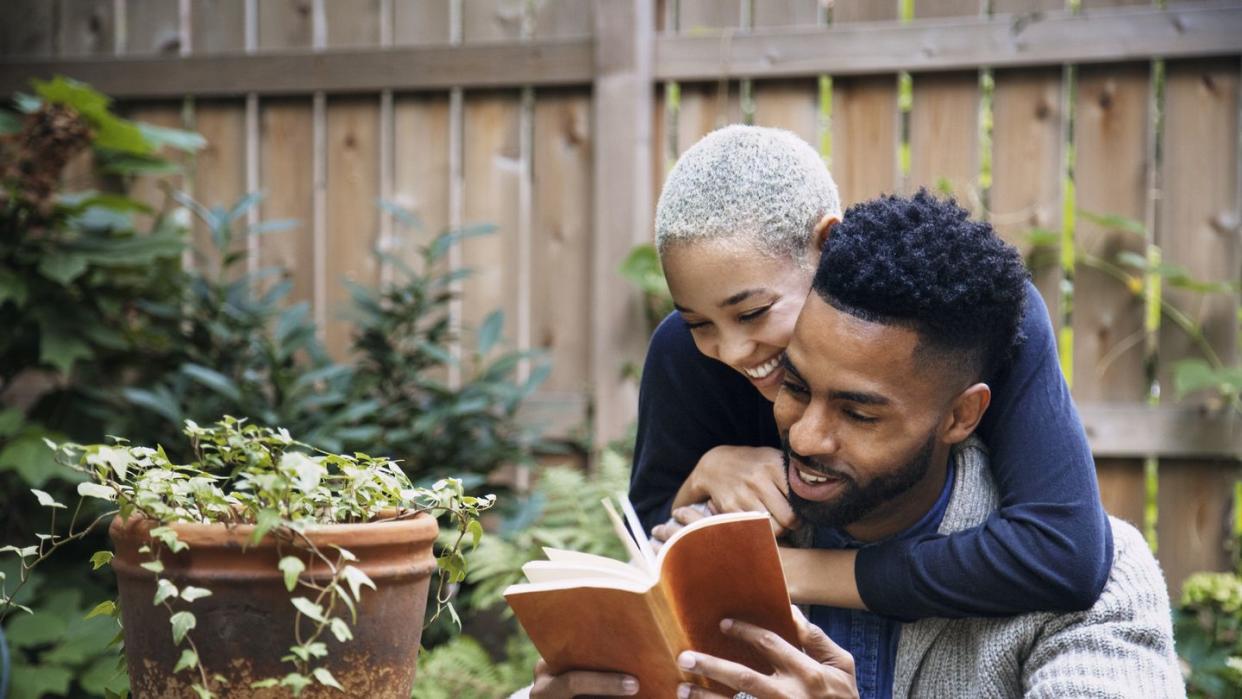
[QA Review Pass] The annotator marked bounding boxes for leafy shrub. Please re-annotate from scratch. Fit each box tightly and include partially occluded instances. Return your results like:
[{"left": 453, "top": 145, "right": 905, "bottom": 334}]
[{"left": 1178, "top": 571, "right": 1242, "bottom": 698}]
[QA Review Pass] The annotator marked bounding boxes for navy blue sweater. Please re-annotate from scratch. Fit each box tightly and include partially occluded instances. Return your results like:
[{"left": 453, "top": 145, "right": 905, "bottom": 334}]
[{"left": 628, "top": 282, "right": 1113, "bottom": 620}]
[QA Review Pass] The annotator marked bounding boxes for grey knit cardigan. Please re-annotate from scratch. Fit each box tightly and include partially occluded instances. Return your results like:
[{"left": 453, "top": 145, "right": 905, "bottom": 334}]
[{"left": 893, "top": 437, "right": 1185, "bottom": 698}]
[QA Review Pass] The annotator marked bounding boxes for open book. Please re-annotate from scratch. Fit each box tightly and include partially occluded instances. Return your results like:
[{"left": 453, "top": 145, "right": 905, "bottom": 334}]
[{"left": 503, "top": 497, "right": 798, "bottom": 697}]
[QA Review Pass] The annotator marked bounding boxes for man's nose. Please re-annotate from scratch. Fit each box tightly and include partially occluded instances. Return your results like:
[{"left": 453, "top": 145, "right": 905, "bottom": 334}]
[{"left": 788, "top": 403, "right": 838, "bottom": 458}]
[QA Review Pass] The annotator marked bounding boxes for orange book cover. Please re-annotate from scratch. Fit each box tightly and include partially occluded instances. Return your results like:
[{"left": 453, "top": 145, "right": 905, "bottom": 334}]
[{"left": 504, "top": 510, "right": 798, "bottom": 698}]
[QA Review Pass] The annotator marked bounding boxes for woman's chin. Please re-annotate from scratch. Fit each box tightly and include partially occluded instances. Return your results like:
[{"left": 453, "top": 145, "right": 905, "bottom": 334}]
[{"left": 746, "top": 367, "right": 785, "bottom": 402}]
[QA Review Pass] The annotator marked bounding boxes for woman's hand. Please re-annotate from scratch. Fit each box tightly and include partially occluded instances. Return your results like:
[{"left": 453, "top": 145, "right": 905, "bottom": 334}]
[
  {"left": 651, "top": 504, "right": 712, "bottom": 552},
  {"left": 672, "top": 445, "right": 798, "bottom": 536},
  {"left": 675, "top": 607, "right": 859, "bottom": 699},
  {"left": 529, "top": 658, "right": 638, "bottom": 698}
]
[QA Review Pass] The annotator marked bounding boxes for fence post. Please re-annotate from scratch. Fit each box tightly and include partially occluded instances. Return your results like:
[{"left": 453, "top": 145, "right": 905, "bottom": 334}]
[{"left": 592, "top": 0, "right": 654, "bottom": 450}]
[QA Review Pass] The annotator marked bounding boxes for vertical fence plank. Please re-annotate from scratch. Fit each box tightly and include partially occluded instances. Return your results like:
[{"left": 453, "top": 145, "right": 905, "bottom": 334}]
[
  {"left": 57, "top": 0, "right": 115, "bottom": 57},
  {"left": 257, "top": 2, "right": 315, "bottom": 311},
  {"left": 125, "top": 0, "right": 183, "bottom": 54},
  {"left": 394, "top": 0, "right": 451, "bottom": 43},
  {"left": 0, "top": 1, "right": 54, "bottom": 57},
  {"left": 750, "top": 3, "right": 818, "bottom": 148},
  {"left": 532, "top": 92, "right": 593, "bottom": 401},
  {"left": 675, "top": 0, "right": 742, "bottom": 154},
  {"left": 1073, "top": 60, "right": 1151, "bottom": 530},
  {"left": 592, "top": 0, "right": 653, "bottom": 445},
  {"left": 1155, "top": 57, "right": 1241, "bottom": 596},
  {"left": 831, "top": 0, "right": 898, "bottom": 205},
  {"left": 320, "top": 1, "right": 383, "bottom": 358},
  {"left": 907, "top": 0, "right": 982, "bottom": 206},
  {"left": 191, "top": 0, "right": 245, "bottom": 52},
  {"left": 123, "top": 5, "right": 186, "bottom": 229}
]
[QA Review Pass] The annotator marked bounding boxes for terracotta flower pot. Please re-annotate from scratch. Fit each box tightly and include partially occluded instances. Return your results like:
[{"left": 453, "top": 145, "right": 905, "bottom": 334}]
[{"left": 109, "top": 512, "right": 438, "bottom": 698}]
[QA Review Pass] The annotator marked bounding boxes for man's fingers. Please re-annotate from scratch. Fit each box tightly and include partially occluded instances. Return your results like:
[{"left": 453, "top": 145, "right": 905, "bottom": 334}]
[
  {"left": 675, "top": 683, "right": 732, "bottom": 699},
  {"left": 678, "top": 650, "right": 774, "bottom": 698},
  {"left": 561, "top": 671, "right": 639, "bottom": 696},
  {"left": 716, "top": 618, "right": 807, "bottom": 672},
  {"left": 792, "top": 608, "right": 854, "bottom": 673}
]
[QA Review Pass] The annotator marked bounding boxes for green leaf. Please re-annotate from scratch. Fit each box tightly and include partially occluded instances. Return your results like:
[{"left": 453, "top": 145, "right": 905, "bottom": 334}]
[
  {"left": 251, "top": 508, "right": 281, "bottom": 546},
  {"left": 477, "top": 310, "right": 504, "bottom": 356},
  {"left": 174, "top": 648, "right": 199, "bottom": 673},
  {"left": 191, "top": 683, "right": 215, "bottom": 699},
  {"left": 170, "top": 610, "right": 196, "bottom": 644},
  {"left": 154, "top": 578, "right": 179, "bottom": 605},
  {"left": 250, "top": 679, "right": 281, "bottom": 689},
  {"left": 180, "top": 363, "right": 243, "bottom": 403},
  {"left": 181, "top": 586, "right": 212, "bottom": 602},
  {"left": 40, "top": 326, "right": 93, "bottom": 375},
  {"left": 7, "top": 662, "right": 73, "bottom": 698},
  {"left": 31, "top": 488, "right": 67, "bottom": 509},
  {"left": 7, "top": 606, "right": 70, "bottom": 647},
  {"left": 0, "top": 408, "right": 23, "bottom": 438},
  {"left": 312, "top": 667, "right": 344, "bottom": 691},
  {"left": 281, "top": 673, "right": 314, "bottom": 696},
  {"left": 0, "top": 108, "right": 21, "bottom": 134},
  {"left": 85, "top": 600, "right": 117, "bottom": 619},
  {"left": 140, "top": 560, "right": 165, "bottom": 574},
  {"left": 38, "top": 253, "right": 90, "bottom": 285},
  {"left": 328, "top": 617, "right": 353, "bottom": 643},
  {"left": 90, "top": 550, "right": 115, "bottom": 570},
  {"left": 0, "top": 270, "right": 28, "bottom": 307},
  {"left": 279, "top": 556, "right": 305, "bottom": 592},
  {"left": 78, "top": 481, "right": 116, "bottom": 501},
  {"left": 1174, "top": 359, "right": 1221, "bottom": 399},
  {"left": 290, "top": 596, "right": 327, "bottom": 623},
  {"left": 137, "top": 121, "right": 206, "bottom": 152},
  {"left": 0, "top": 430, "right": 60, "bottom": 487},
  {"left": 467, "top": 519, "right": 484, "bottom": 549},
  {"left": 340, "top": 566, "right": 376, "bottom": 602}
]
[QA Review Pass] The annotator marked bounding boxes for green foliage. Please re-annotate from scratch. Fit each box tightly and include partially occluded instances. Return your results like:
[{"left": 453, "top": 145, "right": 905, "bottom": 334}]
[
  {"left": 412, "top": 634, "right": 541, "bottom": 699},
  {"left": 347, "top": 211, "right": 549, "bottom": 482},
  {"left": 1178, "top": 572, "right": 1242, "bottom": 698},
  {"left": 619, "top": 243, "right": 674, "bottom": 332},
  {"left": 3, "top": 417, "right": 495, "bottom": 697}
]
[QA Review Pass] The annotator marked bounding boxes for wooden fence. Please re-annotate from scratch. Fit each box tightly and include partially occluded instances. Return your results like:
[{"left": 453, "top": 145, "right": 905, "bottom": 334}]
[{"left": 1, "top": 0, "right": 1240, "bottom": 596}]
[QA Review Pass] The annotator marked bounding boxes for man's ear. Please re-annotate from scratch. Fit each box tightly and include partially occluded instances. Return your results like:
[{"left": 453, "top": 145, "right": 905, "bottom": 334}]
[
  {"left": 810, "top": 215, "right": 838, "bottom": 254},
  {"left": 939, "top": 383, "right": 991, "bottom": 445}
]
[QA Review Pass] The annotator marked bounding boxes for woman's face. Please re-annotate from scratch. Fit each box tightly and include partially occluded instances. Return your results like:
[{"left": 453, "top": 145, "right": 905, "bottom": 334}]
[{"left": 662, "top": 240, "right": 817, "bottom": 402}]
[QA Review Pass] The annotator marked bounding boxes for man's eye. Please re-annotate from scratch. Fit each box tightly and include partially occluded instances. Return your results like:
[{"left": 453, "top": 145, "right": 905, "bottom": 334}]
[
  {"left": 845, "top": 410, "right": 877, "bottom": 423},
  {"left": 781, "top": 380, "right": 809, "bottom": 397}
]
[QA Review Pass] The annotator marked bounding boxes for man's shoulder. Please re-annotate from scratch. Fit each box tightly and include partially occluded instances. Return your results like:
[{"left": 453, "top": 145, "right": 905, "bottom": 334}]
[{"left": 1091, "top": 516, "right": 1171, "bottom": 620}]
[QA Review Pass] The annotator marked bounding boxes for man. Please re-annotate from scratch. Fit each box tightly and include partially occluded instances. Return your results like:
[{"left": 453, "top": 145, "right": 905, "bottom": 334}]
[{"left": 671, "top": 191, "right": 1183, "bottom": 698}]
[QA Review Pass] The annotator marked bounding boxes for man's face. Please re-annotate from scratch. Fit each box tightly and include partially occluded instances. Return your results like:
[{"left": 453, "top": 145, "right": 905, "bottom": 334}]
[{"left": 773, "top": 294, "right": 963, "bottom": 539}]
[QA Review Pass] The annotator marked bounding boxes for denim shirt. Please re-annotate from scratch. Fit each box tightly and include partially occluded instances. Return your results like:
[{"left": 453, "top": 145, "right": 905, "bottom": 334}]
[{"left": 809, "top": 466, "right": 956, "bottom": 699}]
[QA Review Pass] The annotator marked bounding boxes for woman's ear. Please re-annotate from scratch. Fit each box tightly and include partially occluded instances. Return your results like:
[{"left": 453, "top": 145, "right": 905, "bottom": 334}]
[{"left": 811, "top": 215, "right": 839, "bottom": 253}]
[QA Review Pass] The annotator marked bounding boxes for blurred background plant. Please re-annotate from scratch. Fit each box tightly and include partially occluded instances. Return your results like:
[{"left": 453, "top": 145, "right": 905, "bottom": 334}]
[{"left": 0, "top": 77, "right": 559, "bottom": 698}]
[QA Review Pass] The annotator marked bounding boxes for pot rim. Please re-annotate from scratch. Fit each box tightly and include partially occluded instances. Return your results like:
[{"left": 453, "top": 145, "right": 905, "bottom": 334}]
[{"left": 109, "top": 507, "right": 439, "bottom": 549}]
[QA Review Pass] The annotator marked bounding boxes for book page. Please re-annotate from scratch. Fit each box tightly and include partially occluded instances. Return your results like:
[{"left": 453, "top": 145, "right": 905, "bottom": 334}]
[
  {"left": 657, "top": 513, "right": 799, "bottom": 682},
  {"left": 521, "top": 560, "right": 649, "bottom": 585}
]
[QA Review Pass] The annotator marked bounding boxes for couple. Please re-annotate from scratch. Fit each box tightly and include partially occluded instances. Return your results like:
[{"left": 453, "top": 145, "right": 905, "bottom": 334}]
[{"left": 526, "top": 126, "right": 1183, "bottom": 697}]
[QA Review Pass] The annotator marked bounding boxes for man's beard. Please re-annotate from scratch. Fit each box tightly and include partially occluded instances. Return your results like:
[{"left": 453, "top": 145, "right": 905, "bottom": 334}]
[{"left": 783, "top": 433, "right": 936, "bottom": 530}]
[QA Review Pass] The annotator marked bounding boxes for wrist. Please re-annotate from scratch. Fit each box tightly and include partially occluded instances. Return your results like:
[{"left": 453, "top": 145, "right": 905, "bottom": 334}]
[{"left": 779, "top": 548, "right": 864, "bottom": 609}]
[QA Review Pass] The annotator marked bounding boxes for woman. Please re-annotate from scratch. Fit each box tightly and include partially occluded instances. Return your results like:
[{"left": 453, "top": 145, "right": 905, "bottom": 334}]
[{"left": 528, "top": 125, "right": 1111, "bottom": 697}]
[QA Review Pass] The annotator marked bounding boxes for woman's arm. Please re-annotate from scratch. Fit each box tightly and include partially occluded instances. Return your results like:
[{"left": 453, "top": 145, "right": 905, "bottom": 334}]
[
  {"left": 854, "top": 281, "right": 1113, "bottom": 620},
  {"left": 629, "top": 313, "right": 777, "bottom": 534}
]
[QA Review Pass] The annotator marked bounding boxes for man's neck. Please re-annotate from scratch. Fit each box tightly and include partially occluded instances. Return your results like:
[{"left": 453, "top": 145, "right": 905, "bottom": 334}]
[{"left": 844, "top": 445, "right": 952, "bottom": 544}]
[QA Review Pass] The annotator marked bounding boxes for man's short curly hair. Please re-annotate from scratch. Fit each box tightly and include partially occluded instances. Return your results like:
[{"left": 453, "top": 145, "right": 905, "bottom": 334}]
[
  {"left": 655, "top": 125, "right": 841, "bottom": 266},
  {"left": 813, "top": 190, "right": 1029, "bottom": 382}
]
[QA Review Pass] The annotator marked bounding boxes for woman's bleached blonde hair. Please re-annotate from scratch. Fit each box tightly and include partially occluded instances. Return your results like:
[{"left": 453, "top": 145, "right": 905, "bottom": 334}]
[{"left": 654, "top": 124, "right": 842, "bottom": 267}]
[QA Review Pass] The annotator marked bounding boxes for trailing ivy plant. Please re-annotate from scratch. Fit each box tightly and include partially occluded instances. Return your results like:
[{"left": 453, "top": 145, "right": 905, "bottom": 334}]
[{"left": 0, "top": 417, "right": 494, "bottom": 698}]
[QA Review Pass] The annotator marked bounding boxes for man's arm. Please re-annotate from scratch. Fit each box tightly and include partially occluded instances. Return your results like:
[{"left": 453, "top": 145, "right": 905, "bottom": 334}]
[{"left": 1021, "top": 520, "right": 1184, "bottom": 698}]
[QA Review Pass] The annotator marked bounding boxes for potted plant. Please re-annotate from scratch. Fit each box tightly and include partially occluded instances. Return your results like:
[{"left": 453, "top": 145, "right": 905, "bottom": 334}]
[{"left": 0, "top": 416, "right": 493, "bottom": 698}]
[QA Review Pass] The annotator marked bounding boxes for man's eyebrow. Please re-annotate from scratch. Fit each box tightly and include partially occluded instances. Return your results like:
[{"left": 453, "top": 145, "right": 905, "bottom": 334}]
[
  {"left": 828, "top": 390, "right": 890, "bottom": 406},
  {"left": 720, "top": 288, "right": 765, "bottom": 308}
]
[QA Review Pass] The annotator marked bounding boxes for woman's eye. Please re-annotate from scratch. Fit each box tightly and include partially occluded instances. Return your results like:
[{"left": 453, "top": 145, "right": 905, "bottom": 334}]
[
  {"left": 739, "top": 305, "right": 772, "bottom": 323},
  {"left": 684, "top": 319, "right": 710, "bottom": 331}
]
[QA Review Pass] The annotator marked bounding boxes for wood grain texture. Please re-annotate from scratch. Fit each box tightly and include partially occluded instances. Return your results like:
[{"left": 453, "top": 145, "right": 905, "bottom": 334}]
[
  {"left": 675, "top": 0, "right": 742, "bottom": 173},
  {"left": 0, "top": 0, "right": 53, "bottom": 57},
  {"left": 324, "top": 97, "right": 381, "bottom": 357},
  {"left": 990, "top": 66, "right": 1065, "bottom": 320},
  {"left": 190, "top": 101, "right": 248, "bottom": 275},
  {"left": 830, "top": 0, "right": 898, "bottom": 205},
  {"left": 393, "top": 94, "right": 451, "bottom": 262},
  {"left": 532, "top": 0, "right": 594, "bottom": 39},
  {"left": 1096, "top": 461, "right": 1146, "bottom": 530},
  {"left": 532, "top": 91, "right": 593, "bottom": 394},
  {"left": 259, "top": 99, "right": 316, "bottom": 310},
  {"left": 1073, "top": 62, "right": 1150, "bottom": 403},
  {"left": 753, "top": 0, "right": 820, "bottom": 28},
  {"left": 125, "top": 0, "right": 184, "bottom": 55},
  {"left": 1154, "top": 58, "right": 1240, "bottom": 595},
  {"left": 57, "top": 0, "right": 115, "bottom": 57},
  {"left": 1157, "top": 58, "right": 1239, "bottom": 398},
  {"left": 753, "top": 80, "right": 818, "bottom": 147},
  {"left": 461, "top": 93, "right": 522, "bottom": 365},
  {"left": 258, "top": 0, "right": 315, "bottom": 49},
  {"left": 393, "top": 0, "right": 452, "bottom": 44},
  {"left": 191, "top": 0, "right": 246, "bottom": 53},
  {"left": 325, "top": 0, "right": 383, "bottom": 47},
  {"left": 462, "top": 0, "right": 526, "bottom": 41}
]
